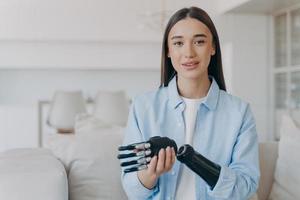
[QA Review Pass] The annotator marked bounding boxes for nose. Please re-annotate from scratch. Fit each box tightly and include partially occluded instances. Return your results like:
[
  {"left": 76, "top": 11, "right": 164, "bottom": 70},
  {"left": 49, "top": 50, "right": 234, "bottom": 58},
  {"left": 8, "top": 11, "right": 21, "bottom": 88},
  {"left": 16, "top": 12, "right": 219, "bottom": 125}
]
[{"left": 183, "top": 43, "right": 196, "bottom": 58}]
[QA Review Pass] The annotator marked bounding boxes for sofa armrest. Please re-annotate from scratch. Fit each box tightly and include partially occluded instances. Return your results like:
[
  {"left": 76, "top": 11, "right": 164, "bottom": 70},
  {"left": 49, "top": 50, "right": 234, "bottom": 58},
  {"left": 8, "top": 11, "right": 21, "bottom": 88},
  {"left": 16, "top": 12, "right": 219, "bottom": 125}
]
[
  {"left": 257, "top": 142, "right": 278, "bottom": 200},
  {"left": 0, "top": 148, "right": 68, "bottom": 200}
]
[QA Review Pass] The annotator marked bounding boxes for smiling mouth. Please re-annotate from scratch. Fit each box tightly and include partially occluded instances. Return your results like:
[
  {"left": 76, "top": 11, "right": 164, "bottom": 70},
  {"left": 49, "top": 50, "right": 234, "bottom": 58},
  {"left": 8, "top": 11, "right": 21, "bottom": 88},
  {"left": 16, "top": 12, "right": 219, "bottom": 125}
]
[{"left": 181, "top": 62, "right": 199, "bottom": 69}]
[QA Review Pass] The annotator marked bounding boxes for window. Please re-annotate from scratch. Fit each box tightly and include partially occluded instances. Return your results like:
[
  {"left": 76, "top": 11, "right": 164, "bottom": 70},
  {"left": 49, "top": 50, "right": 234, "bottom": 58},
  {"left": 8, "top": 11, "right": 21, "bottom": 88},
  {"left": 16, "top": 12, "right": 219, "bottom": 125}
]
[{"left": 273, "top": 5, "right": 300, "bottom": 139}]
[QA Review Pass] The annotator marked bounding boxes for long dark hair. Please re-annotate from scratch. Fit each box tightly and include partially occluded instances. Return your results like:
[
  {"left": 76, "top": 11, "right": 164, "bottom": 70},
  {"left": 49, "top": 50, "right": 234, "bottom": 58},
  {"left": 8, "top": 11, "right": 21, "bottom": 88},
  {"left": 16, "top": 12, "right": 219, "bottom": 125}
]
[{"left": 160, "top": 7, "right": 226, "bottom": 91}]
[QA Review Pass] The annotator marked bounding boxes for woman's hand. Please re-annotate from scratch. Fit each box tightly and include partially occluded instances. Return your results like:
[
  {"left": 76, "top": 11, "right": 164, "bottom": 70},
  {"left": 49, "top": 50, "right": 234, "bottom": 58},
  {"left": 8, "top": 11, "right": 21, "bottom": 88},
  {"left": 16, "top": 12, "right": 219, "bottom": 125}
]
[{"left": 137, "top": 146, "right": 176, "bottom": 189}]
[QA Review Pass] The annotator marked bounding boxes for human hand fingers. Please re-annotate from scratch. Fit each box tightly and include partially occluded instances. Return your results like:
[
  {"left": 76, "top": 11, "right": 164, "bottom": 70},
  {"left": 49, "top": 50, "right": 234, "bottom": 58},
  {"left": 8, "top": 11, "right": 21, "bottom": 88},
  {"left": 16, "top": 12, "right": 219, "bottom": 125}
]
[
  {"left": 171, "top": 147, "right": 176, "bottom": 164},
  {"left": 147, "top": 155, "right": 158, "bottom": 175},
  {"left": 164, "top": 147, "right": 173, "bottom": 171},
  {"left": 156, "top": 148, "right": 166, "bottom": 174},
  {"left": 137, "top": 156, "right": 158, "bottom": 189}
]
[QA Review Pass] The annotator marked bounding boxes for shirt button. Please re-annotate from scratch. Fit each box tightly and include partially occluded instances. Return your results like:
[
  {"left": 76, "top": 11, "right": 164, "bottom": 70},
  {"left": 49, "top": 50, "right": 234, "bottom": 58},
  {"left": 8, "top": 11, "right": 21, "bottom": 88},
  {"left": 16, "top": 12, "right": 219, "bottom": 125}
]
[
  {"left": 171, "top": 170, "right": 175, "bottom": 175},
  {"left": 177, "top": 122, "right": 181, "bottom": 126}
]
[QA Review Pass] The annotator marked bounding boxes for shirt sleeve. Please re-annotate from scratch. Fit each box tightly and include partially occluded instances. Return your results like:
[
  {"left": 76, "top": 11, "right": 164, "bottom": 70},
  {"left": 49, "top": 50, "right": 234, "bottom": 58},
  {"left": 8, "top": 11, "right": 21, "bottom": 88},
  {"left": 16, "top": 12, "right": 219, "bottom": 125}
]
[
  {"left": 207, "top": 104, "right": 260, "bottom": 200},
  {"left": 121, "top": 98, "right": 159, "bottom": 200}
]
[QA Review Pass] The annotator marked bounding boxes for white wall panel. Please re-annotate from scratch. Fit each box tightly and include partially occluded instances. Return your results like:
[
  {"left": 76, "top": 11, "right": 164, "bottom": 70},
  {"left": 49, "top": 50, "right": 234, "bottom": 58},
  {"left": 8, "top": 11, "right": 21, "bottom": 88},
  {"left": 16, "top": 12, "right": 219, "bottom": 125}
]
[
  {"left": 0, "top": 0, "right": 219, "bottom": 41},
  {"left": 216, "top": 14, "right": 270, "bottom": 141},
  {"left": 0, "top": 41, "right": 161, "bottom": 69}
]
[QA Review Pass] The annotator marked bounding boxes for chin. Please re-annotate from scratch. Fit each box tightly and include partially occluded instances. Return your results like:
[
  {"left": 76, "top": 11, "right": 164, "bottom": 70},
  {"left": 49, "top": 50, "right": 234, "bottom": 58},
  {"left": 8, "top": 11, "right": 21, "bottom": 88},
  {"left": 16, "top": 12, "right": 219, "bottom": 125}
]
[
  {"left": 179, "top": 74, "right": 203, "bottom": 81},
  {"left": 179, "top": 70, "right": 206, "bottom": 80}
]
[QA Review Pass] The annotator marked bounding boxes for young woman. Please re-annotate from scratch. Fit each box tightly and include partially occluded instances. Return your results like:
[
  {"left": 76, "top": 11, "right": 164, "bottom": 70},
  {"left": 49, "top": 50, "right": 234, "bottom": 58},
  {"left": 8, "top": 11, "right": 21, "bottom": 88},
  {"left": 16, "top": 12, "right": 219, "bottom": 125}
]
[{"left": 121, "top": 7, "right": 260, "bottom": 200}]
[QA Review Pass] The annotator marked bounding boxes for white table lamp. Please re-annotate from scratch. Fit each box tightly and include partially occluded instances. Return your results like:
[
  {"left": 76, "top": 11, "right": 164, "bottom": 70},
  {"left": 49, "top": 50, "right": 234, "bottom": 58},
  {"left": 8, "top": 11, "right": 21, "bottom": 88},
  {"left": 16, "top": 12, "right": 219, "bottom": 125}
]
[{"left": 47, "top": 91, "right": 87, "bottom": 133}]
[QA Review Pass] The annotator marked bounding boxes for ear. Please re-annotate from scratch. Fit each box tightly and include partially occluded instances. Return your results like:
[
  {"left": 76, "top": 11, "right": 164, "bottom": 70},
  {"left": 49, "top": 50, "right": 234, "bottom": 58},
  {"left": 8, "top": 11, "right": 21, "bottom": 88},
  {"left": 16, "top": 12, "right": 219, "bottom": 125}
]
[
  {"left": 211, "top": 49, "right": 215, "bottom": 56},
  {"left": 211, "top": 42, "right": 216, "bottom": 56}
]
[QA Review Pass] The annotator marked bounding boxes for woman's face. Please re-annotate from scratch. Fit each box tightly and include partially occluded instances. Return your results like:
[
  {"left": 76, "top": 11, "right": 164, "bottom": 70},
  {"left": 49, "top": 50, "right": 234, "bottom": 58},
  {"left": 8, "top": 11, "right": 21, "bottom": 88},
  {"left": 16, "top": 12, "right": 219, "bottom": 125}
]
[{"left": 167, "top": 17, "right": 215, "bottom": 81}]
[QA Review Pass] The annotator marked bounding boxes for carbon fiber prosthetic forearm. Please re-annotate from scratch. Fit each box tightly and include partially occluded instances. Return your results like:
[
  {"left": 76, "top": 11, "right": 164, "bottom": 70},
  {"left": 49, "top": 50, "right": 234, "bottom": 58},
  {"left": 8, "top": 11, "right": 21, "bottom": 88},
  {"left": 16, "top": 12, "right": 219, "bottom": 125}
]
[{"left": 118, "top": 136, "right": 220, "bottom": 189}]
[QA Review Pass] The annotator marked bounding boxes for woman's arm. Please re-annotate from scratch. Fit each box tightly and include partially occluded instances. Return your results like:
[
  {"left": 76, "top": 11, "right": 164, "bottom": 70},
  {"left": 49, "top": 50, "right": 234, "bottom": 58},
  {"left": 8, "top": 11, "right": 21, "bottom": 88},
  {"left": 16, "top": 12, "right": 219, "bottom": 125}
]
[
  {"left": 121, "top": 99, "right": 156, "bottom": 200},
  {"left": 121, "top": 99, "right": 175, "bottom": 200},
  {"left": 207, "top": 105, "right": 260, "bottom": 200}
]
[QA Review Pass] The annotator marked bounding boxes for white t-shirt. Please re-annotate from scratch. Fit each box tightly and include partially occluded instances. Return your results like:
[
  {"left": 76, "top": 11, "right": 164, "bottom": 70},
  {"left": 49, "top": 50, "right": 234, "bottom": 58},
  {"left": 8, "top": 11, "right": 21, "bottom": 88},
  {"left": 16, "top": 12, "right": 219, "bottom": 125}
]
[{"left": 175, "top": 96, "right": 204, "bottom": 200}]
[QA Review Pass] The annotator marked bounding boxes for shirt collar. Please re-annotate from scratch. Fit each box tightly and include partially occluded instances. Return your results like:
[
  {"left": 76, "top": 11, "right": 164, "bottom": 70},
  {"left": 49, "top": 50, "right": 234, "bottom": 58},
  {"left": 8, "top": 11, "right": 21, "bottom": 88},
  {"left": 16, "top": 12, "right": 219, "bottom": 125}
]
[
  {"left": 167, "top": 76, "right": 183, "bottom": 109},
  {"left": 167, "top": 75, "right": 220, "bottom": 110}
]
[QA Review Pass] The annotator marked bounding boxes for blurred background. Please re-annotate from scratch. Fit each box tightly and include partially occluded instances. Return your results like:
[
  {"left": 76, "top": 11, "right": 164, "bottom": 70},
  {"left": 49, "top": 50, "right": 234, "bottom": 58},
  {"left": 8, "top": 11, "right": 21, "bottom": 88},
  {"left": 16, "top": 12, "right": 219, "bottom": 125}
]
[{"left": 0, "top": 0, "right": 299, "bottom": 151}]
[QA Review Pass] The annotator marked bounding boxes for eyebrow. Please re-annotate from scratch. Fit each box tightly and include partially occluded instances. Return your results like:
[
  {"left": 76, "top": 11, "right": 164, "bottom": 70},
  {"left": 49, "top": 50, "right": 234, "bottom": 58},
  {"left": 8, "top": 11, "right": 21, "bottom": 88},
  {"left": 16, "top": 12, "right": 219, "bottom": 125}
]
[{"left": 170, "top": 34, "right": 207, "bottom": 40}]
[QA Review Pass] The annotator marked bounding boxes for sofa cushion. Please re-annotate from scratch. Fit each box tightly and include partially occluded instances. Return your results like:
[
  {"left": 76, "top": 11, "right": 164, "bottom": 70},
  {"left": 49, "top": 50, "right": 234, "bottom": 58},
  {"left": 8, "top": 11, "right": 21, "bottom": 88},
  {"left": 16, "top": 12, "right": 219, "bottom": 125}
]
[
  {"left": 269, "top": 114, "right": 300, "bottom": 200},
  {"left": 68, "top": 126, "right": 127, "bottom": 200},
  {"left": 45, "top": 134, "right": 75, "bottom": 170},
  {"left": 74, "top": 113, "right": 112, "bottom": 133},
  {"left": 257, "top": 142, "right": 278, "bottom": 200}
]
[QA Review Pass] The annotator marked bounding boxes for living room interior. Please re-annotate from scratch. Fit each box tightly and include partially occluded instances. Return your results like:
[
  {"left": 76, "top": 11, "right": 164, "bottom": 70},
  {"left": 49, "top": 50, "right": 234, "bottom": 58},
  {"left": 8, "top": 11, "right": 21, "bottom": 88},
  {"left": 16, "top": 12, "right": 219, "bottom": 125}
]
[{"left": 0, "top": 0, "right": 299, "bottom": 200}]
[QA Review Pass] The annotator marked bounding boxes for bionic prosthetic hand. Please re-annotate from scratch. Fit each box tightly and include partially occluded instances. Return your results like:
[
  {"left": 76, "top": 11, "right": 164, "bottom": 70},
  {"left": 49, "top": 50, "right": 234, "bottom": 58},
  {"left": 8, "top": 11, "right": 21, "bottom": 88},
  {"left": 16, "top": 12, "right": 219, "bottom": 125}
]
[
  {"left": 118, "top": 136, "right": 178, "bottom": 173},
  {"left": 118, "top": 136, "right": 221, "bottom": 188}
]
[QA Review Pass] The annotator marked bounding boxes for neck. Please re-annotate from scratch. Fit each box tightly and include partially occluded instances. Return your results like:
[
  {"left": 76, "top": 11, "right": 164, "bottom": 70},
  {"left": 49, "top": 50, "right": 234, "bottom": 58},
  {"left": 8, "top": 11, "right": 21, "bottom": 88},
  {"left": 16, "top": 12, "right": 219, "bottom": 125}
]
[{"left": 177, "top": 75, "right": 211, "bottom": 99}]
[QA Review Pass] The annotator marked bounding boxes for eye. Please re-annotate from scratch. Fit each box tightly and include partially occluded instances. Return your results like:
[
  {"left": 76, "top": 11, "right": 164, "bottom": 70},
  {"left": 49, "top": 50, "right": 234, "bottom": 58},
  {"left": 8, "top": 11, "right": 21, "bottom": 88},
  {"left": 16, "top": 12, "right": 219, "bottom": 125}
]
[
  {"left": 194, "top": 40, "right": 205, "bottom": 45},
  {"left": 173, "top": 41, "right": 183, "bottom": 46}
]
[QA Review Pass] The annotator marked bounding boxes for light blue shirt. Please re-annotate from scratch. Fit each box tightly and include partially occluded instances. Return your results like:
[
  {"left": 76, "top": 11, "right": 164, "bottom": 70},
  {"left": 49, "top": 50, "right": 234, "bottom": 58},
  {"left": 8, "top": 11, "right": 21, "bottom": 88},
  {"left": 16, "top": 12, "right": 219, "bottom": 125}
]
[{"left": 121, "top": 76, "right": 260, "bottom": 200}]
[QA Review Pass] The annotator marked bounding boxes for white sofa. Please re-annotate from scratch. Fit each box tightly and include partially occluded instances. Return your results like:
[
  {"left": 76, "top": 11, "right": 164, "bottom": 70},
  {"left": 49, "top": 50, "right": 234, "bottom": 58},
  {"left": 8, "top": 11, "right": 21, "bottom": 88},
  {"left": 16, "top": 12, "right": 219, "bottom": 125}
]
[
  {"left": 0, "top": 148, "right": 68, "bottom": 200},
  {"left": 0, "top": 141, "right": 280, "bottom": 200},
  {"left": 257, "top": 142, "right": 278, "bottom": 200}
]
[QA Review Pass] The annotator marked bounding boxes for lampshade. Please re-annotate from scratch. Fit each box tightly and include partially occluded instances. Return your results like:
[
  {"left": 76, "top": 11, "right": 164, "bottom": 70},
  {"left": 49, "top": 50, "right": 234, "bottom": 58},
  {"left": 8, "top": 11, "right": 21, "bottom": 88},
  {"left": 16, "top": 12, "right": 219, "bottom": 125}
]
[
  {"left": 47, "top": 91, "right": 87, "bottom": 133},
  {"left": 93, "top": 90, "right": 130, "bottom": 127}
]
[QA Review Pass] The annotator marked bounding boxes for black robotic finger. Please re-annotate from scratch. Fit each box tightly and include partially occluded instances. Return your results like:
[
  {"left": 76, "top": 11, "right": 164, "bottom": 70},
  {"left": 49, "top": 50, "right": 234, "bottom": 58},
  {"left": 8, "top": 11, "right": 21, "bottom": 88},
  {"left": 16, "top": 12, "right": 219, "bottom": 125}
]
[
  {"left": 118, "top": 142, "right": 151, "bottom": 151},
  {"left": 124, "top": 164, "right": 148, "bottom": 173},
  {"left": 118, "top": 150, "right": 151, "bottom": 159},
  {"left": 121, "top": 157, "right": 151, "bottom": 167}
]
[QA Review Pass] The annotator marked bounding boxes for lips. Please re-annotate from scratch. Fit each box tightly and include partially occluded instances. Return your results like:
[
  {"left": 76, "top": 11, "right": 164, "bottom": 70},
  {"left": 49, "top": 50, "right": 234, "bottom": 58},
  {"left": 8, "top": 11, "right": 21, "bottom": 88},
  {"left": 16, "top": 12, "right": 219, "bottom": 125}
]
[{"left": 181, "top": 61, "right": 199, "bottom": 69}]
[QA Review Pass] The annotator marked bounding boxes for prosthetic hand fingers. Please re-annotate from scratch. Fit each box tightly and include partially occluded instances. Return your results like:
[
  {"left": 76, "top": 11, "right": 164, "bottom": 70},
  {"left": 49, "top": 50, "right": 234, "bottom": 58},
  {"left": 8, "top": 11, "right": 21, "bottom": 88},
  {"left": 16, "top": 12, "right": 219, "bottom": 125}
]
[
  {"left": 118, "top": 142, "right": 151, "bottom": 153},
  {"left": 120, "top": 156, "right": 151, "bottom": 167},
  {"left": 118, "top": 136, "right": 178, "bottom": 174},
  {"left": 118, "top": 142, "right": 152, "bottom": 173}
]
